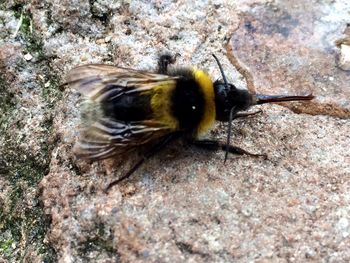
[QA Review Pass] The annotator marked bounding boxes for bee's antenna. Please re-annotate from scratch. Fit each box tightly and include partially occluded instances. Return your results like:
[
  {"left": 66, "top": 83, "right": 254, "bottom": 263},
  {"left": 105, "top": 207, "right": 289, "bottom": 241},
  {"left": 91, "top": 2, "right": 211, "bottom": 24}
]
[
  {"left": 225, "top": 106, "right": 237, "bottom": 163},
  {"left": 212, "top": 54, "right": 229, "bottom": 90},
  {"left": 212, "top": 54, "right": 235, "bottom": 163}
]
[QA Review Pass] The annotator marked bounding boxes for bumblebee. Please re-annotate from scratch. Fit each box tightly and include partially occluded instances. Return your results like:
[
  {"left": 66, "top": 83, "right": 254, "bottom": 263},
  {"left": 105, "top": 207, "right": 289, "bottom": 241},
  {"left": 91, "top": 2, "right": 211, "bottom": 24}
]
[{"left": 66, "top": 54, "right": 313, "bottom": 189}]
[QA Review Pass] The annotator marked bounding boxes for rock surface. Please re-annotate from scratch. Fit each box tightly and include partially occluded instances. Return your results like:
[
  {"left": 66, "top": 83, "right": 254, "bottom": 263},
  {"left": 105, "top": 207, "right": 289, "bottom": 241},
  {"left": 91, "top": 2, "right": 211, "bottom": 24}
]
[{"left": 1, "top": 0, "right": 349, "bottom": 262}]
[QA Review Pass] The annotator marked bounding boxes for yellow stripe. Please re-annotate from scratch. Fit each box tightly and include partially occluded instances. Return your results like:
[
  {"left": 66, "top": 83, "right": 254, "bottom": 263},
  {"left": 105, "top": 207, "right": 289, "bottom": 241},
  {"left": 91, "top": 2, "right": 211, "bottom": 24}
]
[
  {"left": 149, "top": 80, "right": 179, "bottom": 130},
  {"left": 192, "top": 69, "right": 216, "bottom": 136}
]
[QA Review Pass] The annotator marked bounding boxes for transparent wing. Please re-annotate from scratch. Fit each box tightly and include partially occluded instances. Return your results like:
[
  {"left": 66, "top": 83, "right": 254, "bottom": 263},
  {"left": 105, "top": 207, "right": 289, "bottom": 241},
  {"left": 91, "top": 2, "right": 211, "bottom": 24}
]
[
  {"left": 74, "top": 118, "right": 170, "bottom": 160},
  {"left": 66, "top": 64, "right": 177, "bottom": 101},
  {"left": 66, "top": 64, "right": 177, "bottom": 160}
]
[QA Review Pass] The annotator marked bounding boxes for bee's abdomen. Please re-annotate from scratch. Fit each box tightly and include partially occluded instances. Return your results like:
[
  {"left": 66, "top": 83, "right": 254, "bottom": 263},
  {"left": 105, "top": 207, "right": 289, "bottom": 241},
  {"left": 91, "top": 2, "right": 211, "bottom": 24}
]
[{"left": 102, "top": 91, "right": 152, "bottom": 121}]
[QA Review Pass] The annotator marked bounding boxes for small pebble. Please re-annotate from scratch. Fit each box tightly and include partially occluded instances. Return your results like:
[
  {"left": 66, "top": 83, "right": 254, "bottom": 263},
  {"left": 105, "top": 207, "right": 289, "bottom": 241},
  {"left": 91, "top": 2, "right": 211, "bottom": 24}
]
[
  {"left": 339, "top": 44, "right": 350, "bottom": 71},
  {"left": 24, "top": 53, "right": 33, "bottom": 61},
  {"left": 105, "top": 36, "right": 112, "bottom": 43}
]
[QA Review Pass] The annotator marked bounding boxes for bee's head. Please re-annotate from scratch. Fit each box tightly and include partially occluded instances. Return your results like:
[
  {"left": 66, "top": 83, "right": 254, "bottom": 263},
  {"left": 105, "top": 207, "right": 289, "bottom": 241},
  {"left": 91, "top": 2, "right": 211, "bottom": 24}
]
[
  {"left": 211, "top": 54, "right": 313, "bottom": 163},
  {"left": 213, "top": 80, "right": 253, "bottom": 122},
  {"left": 212, "top": 53, "right": 253, "bottom": 163},
  {"left": 211, "top": 54, "right": 313, "bottom": 123}
]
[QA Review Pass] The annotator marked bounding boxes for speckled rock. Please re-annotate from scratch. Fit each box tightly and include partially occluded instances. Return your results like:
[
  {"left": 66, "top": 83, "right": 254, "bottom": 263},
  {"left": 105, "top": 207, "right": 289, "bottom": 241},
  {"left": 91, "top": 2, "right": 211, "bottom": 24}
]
[{"left": 230, "top": 0, "right": 350, "bottom": 118}]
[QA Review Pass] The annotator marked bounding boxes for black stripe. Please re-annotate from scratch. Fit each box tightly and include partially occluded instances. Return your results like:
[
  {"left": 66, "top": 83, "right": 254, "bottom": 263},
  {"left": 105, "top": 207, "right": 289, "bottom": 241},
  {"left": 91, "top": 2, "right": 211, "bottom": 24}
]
[
  {"left": 101, "top": 85, "right": 153, "bottom": 121},
  {"left": 171, "top": 76, "right": 205, "bottom": 132}
]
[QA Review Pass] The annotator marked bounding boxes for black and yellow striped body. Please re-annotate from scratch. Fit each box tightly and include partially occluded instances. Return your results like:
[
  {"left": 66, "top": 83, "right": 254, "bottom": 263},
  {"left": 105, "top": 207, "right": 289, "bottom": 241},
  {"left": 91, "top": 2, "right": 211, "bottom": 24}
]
[
  {"left": 67, "top": 64, "right": 216, "bottom": 160},
  {"left": 101, "top": 67, "right": 216, "bottom": 137},
  {"left": 67, "top": 55, "right": 315, "bottom": 184}
]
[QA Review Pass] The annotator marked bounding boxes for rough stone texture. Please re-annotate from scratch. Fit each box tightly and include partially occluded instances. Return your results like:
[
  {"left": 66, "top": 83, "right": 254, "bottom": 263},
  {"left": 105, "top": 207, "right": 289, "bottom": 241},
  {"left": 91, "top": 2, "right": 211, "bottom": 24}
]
[
  {"left": 229, "top": 0, "right": 350, "bottom": 118},
  {"left": 1, "top": 0, "right": 350, "bottom": 262}
]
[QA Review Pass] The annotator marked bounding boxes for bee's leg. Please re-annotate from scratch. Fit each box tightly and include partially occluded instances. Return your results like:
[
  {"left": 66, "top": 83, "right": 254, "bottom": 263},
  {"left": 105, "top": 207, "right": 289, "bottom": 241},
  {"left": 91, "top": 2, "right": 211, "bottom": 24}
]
[
  {"left": 234, "top": 110, "right": 262, "bottom": 119},
  {"left": 105, "top": 132, "right": 182, "bottom": 191},
  {"left": 191, "top": 139, "right": 267, "bottom": 158},
  {"left": 158, "top": 53, "right": 180, "bottom": 74}
]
